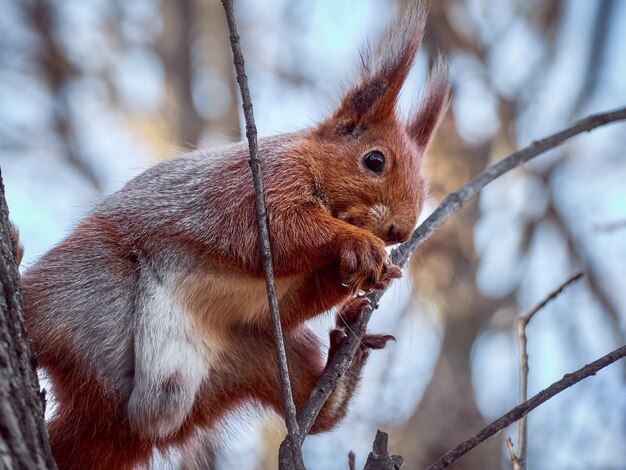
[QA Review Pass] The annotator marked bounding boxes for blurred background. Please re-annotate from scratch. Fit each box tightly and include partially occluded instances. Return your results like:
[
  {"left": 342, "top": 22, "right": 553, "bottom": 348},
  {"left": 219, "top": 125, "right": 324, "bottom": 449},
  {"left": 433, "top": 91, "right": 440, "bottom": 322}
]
[{"left": 1, "top": 0, "right": 625, "bottom": 468}]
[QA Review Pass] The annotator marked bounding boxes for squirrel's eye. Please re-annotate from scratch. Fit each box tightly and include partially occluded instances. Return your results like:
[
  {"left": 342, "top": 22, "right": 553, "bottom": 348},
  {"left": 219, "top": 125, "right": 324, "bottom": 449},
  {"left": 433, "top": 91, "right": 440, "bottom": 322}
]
[{"left": 363, "top": 151, "right": 385, "bottom": 174}]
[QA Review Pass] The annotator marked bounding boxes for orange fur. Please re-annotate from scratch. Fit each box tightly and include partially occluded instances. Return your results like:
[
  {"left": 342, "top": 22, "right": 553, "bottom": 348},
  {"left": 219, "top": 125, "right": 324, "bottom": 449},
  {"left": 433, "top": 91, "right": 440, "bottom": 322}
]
[
  {"left": 20, "top": 6, "right": 450, "bottom": 468},
  {"left": 9, "top": 222, "right": 23, "bottom": 267}
]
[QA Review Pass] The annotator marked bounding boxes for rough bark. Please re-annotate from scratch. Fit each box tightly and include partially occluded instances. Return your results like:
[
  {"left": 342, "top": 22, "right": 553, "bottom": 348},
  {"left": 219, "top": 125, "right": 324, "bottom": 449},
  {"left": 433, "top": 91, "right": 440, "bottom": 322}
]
[
  {"left": 0, "top": 168, "right": 56, "bottom": 469},
  {"left": 364, "top": 431, "right": 403, "bottom": 470}
]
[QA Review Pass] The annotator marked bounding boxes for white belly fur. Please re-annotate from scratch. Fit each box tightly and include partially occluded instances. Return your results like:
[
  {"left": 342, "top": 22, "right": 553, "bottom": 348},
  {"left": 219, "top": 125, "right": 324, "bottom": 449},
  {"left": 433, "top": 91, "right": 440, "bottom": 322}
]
[{"left": 127, "top": 264, "right": 298, "bottom": 439}]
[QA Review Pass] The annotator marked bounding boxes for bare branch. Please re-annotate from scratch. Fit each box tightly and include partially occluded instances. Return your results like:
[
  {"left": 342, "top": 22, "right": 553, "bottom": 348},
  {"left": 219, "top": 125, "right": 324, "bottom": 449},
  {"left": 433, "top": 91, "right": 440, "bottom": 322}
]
[
  {"left": 295, "top": 107, "right": 626, "bottom": 440},
  {"left": 219, "top": 1, "right": 302, "bottom": 468},
  {"left": 427, "top": 345, "right": 626, "bottom": 470},
  {"left": 514, "top": 272, "right": 584, "bottom": 469},
  {"left": 520, "top": 272, "right": 584, "bottom": 325},
  {"left": 394, "top": 107, "right": 626, "bottom": 264}
]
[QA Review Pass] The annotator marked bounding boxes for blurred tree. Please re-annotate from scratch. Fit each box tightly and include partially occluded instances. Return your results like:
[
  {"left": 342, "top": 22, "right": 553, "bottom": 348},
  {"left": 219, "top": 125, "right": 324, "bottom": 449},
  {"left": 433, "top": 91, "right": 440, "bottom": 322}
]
[
  {"left": 21, "top": 0, "right": 101, "bottom": 190},
  {"left": 157, "top": 0, "right": 241, "bottom": 150},
  {"left": 158, "top": 0, "right": 205, "bottom": 148},
  {"left": 397, "top": 117, "right": 505, "bottom": 469}
]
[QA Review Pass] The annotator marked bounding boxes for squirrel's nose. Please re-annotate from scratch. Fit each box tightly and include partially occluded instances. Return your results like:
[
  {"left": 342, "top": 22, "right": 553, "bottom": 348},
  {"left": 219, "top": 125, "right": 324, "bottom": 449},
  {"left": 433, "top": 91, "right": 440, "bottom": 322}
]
[{"left": 384, "top": 224, "right": 410, "bottom": 244}]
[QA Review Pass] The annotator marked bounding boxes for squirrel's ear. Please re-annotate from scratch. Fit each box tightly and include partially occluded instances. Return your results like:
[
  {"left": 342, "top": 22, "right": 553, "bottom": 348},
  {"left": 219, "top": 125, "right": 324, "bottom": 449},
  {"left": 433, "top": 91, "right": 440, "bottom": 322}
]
[
  {"left": 318, "top": 7, "right": 427, "bottom": 138},
  {"left": 408, "top": 57, "right": 450, "bottom": 150}
]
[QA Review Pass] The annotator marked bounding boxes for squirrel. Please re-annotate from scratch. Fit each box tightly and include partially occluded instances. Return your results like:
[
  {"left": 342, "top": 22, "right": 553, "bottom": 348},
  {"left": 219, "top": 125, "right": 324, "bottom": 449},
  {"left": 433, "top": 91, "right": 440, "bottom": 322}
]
[{"left": 18, "top": 7, "right": 449, "bottom": 470}]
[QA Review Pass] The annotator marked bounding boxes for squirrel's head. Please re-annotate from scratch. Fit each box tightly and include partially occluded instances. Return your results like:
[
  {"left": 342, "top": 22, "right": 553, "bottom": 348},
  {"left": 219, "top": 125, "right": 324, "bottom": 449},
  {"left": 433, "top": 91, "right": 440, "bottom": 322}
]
[{"left": 305, "top": 7, "right": 450, "bottom": 246}]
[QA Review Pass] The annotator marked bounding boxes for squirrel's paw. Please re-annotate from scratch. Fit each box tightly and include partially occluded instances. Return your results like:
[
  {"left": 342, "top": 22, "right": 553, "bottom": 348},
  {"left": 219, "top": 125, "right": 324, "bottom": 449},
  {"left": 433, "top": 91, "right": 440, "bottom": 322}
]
[
  {"left": 374, "top": 262, "right": 402, "bottom": 291},
  {"left": 339, "top": 234, "right": 394, "bottom": 292}
]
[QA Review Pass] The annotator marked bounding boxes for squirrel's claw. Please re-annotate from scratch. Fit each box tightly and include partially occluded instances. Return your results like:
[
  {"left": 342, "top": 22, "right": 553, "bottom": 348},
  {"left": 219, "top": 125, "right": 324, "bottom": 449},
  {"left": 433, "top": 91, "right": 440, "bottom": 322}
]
[
  {"left": 360, "top": 333, "right": 395, "bottom": 350},
  {"left": 336, "top": 296, "right": 371, "bottom": 326},
  {"left": 327, "top": 328, "right": 396, "bottom": 368}
]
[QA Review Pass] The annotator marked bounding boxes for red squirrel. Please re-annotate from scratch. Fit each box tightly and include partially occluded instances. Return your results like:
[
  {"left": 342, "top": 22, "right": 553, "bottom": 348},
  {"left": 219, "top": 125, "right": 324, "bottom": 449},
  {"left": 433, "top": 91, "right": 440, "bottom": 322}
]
[{"left": 19, "top": 8, "right": 449, "bottom": 470}]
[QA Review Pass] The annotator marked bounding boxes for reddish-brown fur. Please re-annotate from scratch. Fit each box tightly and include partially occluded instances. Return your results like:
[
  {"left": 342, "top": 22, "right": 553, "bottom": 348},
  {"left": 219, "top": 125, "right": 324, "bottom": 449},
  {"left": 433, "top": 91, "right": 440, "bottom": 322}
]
[{"left": 19, "top": 6, "right": 450, "bottom": 469}]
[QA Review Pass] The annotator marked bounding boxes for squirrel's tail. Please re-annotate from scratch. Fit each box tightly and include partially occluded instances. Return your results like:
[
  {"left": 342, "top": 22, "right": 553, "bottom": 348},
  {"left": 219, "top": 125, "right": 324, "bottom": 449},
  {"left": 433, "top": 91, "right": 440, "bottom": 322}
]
[{"left": 9, "top": 222, "right": 23, "bottom": 267}]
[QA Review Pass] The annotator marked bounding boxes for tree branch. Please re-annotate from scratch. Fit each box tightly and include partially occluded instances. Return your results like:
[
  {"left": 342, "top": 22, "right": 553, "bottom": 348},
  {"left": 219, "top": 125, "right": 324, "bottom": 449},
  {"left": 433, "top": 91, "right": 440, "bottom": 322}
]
[
  {"left": 348, "top": 451, "right": 356, "bottom": 470},
  {"left": 219, "top": 2, "right": 303, "bottom": 468},
  {"left": 294, "top": 106, "right": 626, "bottom": 441},
  {"left": 426, "top": 344, "right": 626, "bottom": 470},
  {"left": 505, "top": 436, "right": 520, "bottom": 470},
  {"left": 394, "top": 107, "right": 626, "bottom": 263}
]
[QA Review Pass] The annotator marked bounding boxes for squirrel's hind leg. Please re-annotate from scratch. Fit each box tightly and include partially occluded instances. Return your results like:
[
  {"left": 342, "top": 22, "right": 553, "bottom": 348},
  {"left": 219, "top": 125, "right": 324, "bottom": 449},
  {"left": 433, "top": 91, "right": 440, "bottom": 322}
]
[
  {"left": 309, "top": 298, "right": 395, "bottom": 434},
  {"left": 127, "top": 262, "right": 207, "bottom": 439}
]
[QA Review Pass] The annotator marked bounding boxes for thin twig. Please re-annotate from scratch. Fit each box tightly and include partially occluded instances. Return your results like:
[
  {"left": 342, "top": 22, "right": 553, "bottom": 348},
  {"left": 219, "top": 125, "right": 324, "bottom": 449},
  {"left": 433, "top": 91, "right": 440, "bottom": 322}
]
[
  {"left": 425, "top": 344, "right": 626, "bottom": 470},
  {"left": 520, "top": 272, "right": 584, "bottom": 325},
  {"left": 513, "top": 272, "right": 584, "bottom": 470},
  {"left": 594, "top": 218, "right": 626, "bottom": 232},
  {"left": 294, "top": 107, "right": 626, "bottom": 440},
  {"left": 220, "top": 2, "right": 303, "bottom": 468}
]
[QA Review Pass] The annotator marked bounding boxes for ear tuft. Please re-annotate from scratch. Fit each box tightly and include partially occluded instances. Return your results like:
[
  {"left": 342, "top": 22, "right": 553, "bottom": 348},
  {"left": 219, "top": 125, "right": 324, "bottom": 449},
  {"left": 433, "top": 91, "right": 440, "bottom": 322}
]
[
  {"left": 359, "top": 5, "right": 427, "bottom": 97},
  {"left": 409, "top": 56, "right": 451, "bottom": 149},
  {"left": 335, "top": 77, "right": 387, "bottom": 136},
  {"left": 321, "top": 3, "right": 428, "bottom": 137}
]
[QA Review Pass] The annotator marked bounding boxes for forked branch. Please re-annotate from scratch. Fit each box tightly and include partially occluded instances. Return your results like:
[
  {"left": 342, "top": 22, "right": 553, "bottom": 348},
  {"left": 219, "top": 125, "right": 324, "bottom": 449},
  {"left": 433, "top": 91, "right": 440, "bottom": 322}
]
[
  {"left": 508, "top": 272, "right": 584, "bottom": 469},
  {"left": 426, "top": 345, "right": 626, "bottom": 469}
]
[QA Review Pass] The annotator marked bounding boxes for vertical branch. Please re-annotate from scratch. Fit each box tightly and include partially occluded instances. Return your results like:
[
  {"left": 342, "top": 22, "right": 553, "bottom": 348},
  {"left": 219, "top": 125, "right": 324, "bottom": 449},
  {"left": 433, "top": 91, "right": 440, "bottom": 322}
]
[
  {"left": 505, "top": 436, "right": 521, "bottom": 470},
  {"left": 363, "top": 430, "right": 404, "bottom": 470},
  {"left": 348, "top": 451, "right": 356, "bottom": 470},
  {"left": 219, "top": 1, "right": 303, "bottom": 468},
  {"left": 509, "top": 272, "right": 584, "bottom": 469}
]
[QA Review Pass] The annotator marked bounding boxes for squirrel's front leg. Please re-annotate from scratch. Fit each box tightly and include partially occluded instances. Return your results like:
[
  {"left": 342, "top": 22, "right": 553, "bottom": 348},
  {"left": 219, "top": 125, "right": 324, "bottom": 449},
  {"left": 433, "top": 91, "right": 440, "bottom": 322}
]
[{"left": 269, "top": 205, "right": 402, "bottom": 292}]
